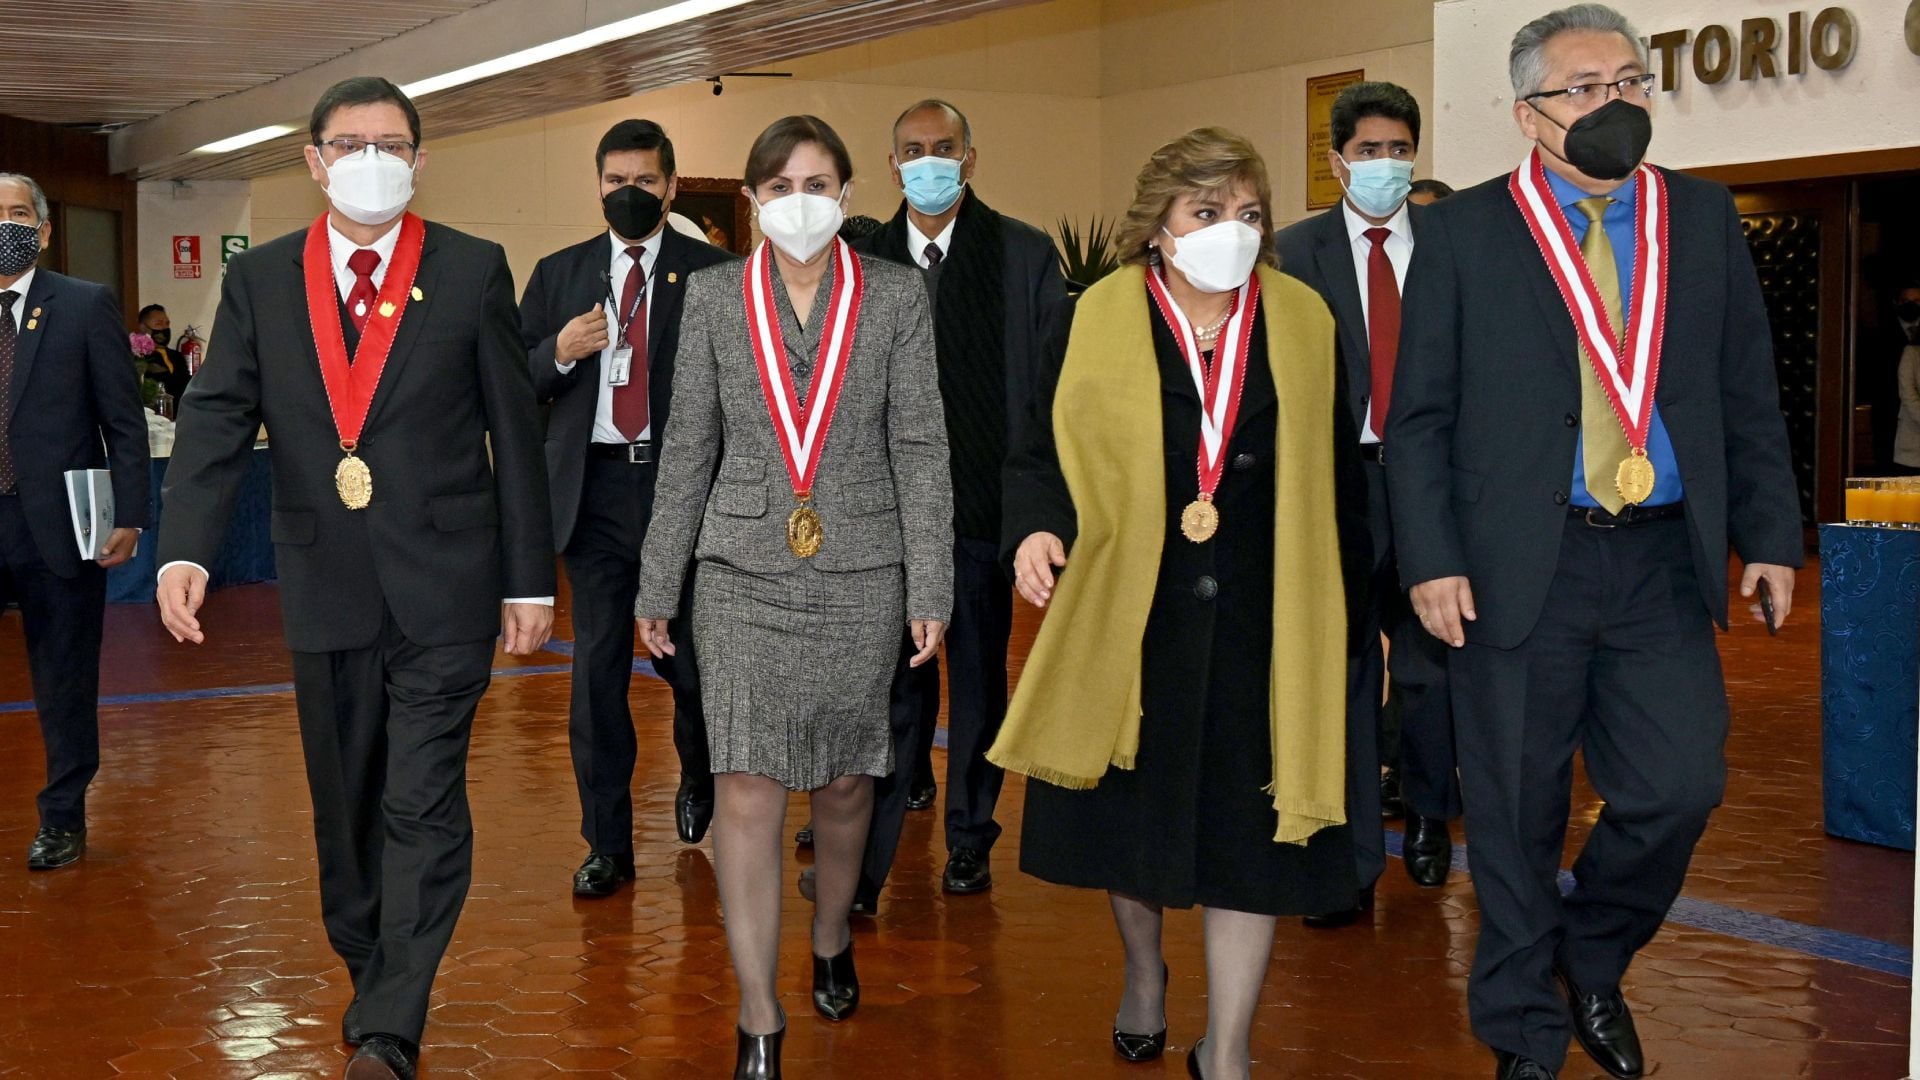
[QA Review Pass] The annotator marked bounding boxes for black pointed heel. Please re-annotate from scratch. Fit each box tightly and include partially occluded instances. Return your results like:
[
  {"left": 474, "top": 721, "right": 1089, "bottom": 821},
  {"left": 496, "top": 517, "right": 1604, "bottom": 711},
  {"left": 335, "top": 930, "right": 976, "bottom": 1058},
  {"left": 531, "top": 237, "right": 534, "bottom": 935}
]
[
  {"left": 812, "top": 940, "right": 859, "bottom": 1021},
  {"left": 733, "top": 1009, "right": 785, "bottom": 1080},
  {"left": 1112, "top": 963, "right": 1169, "bottom": 1062}
]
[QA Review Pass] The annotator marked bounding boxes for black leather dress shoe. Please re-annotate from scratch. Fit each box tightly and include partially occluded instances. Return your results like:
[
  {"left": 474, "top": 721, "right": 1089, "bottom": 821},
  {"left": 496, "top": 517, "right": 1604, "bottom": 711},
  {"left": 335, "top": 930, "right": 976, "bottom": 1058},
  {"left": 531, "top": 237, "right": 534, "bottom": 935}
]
[
  {"left": 1379, "top": 767, "right": 1406, "bottom": 820},
  {"left": 794, "top": 821, "right": 813, "bottom": 847},
  {"left": 1495, "top": 1051, "right": 1557, "bottom": 1079},
  {"left": 1557, "top": 966, "right": 1644, "bottom": 1079},
  {"left": 812, "top": 940, "right": 859, "bottom": 1021},
  {"left": 1301, "top": 885, "right": 1374, "bottom": 929},
  {"left": 1112, "top": 964, "right": 1168, "bottom": 1062},
  {"left": 572, "top": 853, "right": 637, "bottom": 897},
  {"left": 676, "top": 776, "right": 715, "bottom": 844},
  {"left": 1403, "top": 816, "right": 1453, "bottom": 887},
  {"left": 345, "top": 1034, "right": 417, "bottom": 1080},
  {"left": 906, "top": 780, "right": 937, "bottom": 811},
  {"left": 26, "top": 825, "right": 84, "bottom": 870},
  {"left": 342, "top": 997, "right": 363, "bottom": 1047},
  {"left": 734, "top": 1010, "right": 785, "bottom": 1079},
  {"left": 942, "top": 847, "right": 992, "bottom": 894}
]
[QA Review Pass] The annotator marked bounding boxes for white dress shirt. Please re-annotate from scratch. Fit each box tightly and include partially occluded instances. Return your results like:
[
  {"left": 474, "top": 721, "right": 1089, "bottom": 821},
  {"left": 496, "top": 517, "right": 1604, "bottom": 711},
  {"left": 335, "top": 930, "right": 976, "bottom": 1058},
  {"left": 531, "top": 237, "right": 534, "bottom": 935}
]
[
  {"left": 161, "top": 216, "right": 552, "bottom": 606},
  {"left": 2, "top": 266, "right": 34, "bottom": 328},
  {"left": 907, "top": 216, "right": 957, "bottom": 269},
  {"left": 1343, "top": 199, "right": 1413, "bottom": 442},
  {"left": 556, "top": 229, "right": 661, "bottom": 445}
]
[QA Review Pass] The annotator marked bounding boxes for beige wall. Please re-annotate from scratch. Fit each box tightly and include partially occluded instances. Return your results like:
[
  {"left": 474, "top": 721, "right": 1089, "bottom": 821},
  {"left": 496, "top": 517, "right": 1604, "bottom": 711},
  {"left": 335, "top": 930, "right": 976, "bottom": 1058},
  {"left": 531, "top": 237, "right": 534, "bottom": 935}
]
[{"left": 250, "top": 0, "right": 1440, "bottom": 283}]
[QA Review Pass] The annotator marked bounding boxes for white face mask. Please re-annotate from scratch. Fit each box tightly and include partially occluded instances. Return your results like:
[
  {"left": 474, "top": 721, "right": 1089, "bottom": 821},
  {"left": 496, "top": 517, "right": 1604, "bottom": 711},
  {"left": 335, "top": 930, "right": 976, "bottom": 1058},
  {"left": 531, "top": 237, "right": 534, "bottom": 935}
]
[
  {"left": 1162, "top": 221, "right": 1262, "bottom": 294},
  {"left": 754, "top": 190, "right": 847, "bottom": 263},
  {"left": 323, "top": 147, "right": 417, "bottom": 226}
]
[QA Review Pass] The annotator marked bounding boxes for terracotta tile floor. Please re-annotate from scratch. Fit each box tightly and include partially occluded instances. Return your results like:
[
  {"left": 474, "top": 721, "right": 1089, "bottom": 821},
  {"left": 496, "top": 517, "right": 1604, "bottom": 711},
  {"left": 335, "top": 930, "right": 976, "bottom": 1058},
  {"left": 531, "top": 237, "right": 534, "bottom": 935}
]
[{"left": 0, "top": 564, "right": 1909, "bottom": 1078}]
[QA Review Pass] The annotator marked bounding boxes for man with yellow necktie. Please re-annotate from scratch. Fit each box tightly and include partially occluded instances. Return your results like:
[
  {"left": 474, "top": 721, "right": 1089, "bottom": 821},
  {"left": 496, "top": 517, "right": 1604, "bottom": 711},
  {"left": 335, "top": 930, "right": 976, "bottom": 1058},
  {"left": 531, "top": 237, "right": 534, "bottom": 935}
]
[{"left": 1385, "top": 6, "right": 1801, "bottom": 1080}]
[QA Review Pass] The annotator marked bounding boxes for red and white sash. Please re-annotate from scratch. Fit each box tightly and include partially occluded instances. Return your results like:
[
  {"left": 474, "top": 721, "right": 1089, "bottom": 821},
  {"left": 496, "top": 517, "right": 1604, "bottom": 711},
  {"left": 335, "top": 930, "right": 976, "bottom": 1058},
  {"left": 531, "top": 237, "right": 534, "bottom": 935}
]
[
  {"left": 743, "top": 237, "right": 864, "bottom": 500},
  {"left": 1146, "top": 267, "right": 1259, "bottom": 501},
  {"left": 1508, "top": 149, "right": 1669, "bottom": 452}
]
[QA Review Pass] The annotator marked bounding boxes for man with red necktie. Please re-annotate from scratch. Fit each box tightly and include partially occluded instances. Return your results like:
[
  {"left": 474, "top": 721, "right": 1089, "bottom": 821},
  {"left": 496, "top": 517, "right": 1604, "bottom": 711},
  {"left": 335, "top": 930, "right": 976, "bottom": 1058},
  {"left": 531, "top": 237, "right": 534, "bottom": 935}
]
[
  {"left": 1277, "top": 80, "right": 1462, "bottom": 931},
  {"left": 157, "top": 77, "right": 553, "bottom": 1080},
  {"left": 519, "top": 119, "right": 733, "bottom": 895}
]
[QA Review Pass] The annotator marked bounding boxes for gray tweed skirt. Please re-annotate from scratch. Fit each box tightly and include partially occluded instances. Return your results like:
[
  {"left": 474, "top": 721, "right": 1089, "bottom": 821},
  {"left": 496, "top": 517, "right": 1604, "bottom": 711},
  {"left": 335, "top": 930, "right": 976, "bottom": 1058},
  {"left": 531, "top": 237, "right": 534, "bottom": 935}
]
[{"left": 691, "top": 559, "right": 903, "bottom": 791}]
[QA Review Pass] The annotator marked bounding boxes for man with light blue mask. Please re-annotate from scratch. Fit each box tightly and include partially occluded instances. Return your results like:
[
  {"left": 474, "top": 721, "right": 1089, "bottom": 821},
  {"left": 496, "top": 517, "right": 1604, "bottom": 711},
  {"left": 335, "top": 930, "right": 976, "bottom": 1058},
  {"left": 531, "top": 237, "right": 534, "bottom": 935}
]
[
  {"left": 842, "top": 98, "right": 1069, "bottom": 910},
  {"left": 1276, "top": 79, "right": 1462, "bottom": 930}
]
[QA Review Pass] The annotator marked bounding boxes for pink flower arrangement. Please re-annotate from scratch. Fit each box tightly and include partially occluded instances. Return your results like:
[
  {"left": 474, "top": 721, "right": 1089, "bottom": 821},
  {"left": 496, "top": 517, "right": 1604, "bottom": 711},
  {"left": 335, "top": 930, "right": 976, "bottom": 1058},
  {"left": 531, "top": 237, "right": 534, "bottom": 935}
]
[{"left": 129, "top": 331, "right": 156, "bottom": 357}]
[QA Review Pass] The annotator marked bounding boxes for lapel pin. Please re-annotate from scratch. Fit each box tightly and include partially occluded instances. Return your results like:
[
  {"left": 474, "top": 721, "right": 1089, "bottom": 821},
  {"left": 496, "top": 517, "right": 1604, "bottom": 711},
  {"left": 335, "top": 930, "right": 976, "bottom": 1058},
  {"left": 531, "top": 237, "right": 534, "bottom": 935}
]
[
  {"left": 410, "top": 286, "right": 424, "bottom": 301},
  {"left": 378, "top": 300, "right": 397, "bottom": 318},
  {"left": 668, "top": 272, "right": 678, "bottom": 284},
  {"left": 30, "top": 307, "right": 41, "bottom": 318},
  {"left": 25, "top": 319, "right": 36, "bottom": 331}
]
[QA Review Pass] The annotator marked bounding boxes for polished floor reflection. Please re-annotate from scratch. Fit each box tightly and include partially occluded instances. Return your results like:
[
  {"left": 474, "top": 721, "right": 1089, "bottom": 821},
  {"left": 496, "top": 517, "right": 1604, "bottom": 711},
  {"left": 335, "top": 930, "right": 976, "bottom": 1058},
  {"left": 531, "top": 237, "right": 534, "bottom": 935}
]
[{"left": 0, "top": 567, "right": 1908, "bottom": 1077}]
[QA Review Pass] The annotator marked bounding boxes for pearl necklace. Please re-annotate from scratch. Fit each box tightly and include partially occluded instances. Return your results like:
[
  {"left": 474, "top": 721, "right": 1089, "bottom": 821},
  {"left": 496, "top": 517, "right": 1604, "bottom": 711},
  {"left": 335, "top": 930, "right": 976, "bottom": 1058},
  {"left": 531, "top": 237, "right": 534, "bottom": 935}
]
[{"left": 1191, "top": 307, "right": 1233, "bottom": 341}]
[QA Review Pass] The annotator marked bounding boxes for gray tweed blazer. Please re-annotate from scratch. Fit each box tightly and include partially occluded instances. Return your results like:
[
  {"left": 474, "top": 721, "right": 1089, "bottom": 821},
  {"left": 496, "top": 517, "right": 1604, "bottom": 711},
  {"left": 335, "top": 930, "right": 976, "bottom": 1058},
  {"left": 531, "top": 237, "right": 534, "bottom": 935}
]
[{"left": 635, "top": 251, "right": 954, "bottom": 622}]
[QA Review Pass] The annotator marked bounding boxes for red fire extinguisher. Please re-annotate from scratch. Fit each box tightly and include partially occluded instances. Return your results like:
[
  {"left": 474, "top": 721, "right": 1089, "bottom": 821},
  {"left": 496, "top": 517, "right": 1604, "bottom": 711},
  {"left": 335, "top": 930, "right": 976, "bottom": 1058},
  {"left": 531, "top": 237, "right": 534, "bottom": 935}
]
[{"left": 180, "top": 324, "right": 205, "bottom": 375}]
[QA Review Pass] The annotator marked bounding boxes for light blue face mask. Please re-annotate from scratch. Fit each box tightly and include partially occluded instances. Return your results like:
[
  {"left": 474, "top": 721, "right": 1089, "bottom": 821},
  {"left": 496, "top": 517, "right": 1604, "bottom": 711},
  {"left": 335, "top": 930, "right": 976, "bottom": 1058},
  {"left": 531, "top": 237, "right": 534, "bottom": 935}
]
[
  {"left": 1340, "top": 156, "right": 1415, "bottom": 218},
  {"left": 898, "top": 155, "right": 965, "bottom": 215}
]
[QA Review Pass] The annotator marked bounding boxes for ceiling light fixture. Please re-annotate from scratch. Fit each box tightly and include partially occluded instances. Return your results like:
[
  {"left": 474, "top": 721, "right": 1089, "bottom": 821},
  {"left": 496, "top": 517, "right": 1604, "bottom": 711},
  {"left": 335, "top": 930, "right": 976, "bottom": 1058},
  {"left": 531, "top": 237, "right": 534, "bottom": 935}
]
[
  {"left": 188, "top": 0, "right": 753, "bottom": 156},
  {"left": 400, "top": 0, "right": 755, "bottom": 97}
]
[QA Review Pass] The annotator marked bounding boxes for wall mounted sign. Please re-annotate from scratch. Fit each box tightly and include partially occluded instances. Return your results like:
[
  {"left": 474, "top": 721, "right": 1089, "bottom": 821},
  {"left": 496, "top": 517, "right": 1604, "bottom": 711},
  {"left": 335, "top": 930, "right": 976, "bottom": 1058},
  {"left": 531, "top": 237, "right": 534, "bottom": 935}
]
[
  {"left": 220, "top": 235, "right": 248, "bottom": 264},
  {"left": 172, "top": 234, "right": 201, "bottom": 279},
  {"left": 1647, "top": 7, "right": 1859, "bottom": 90},
  {"left": 1306, "top": 69, "right": 1366, "bottom": 210}
]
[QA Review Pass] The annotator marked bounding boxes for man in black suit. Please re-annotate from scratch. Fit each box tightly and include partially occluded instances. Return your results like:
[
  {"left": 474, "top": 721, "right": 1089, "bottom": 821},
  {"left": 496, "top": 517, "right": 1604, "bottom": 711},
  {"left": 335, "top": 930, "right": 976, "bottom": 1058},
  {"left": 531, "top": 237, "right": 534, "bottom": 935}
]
[
  {"left": 1276, "top": 82, "right": 1461, "bottom": 931},
  {"left": 1386, "top": 8, "right": 1801, "bottom": 1079},
  {"left": 156, "top": 78, "right": 553, "bottom": 1080},
  {"left": 136, "top": 303, "right": 192, "bottom": 406},
  {"left": 519, "top": 120, "right": 732, "bottom": 894},
  {"left": 847, "top": 99, "right": 1069, "bottom": 906},
  {"left": 0, "top": 173, "right": 149, "bottom": 871}
]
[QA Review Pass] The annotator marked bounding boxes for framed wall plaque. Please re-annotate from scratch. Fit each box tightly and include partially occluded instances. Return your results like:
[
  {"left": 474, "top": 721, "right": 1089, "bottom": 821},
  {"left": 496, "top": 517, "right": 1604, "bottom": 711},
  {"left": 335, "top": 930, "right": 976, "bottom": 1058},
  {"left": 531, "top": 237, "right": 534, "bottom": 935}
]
[{"left": 1306, "top": 69, "right": 1367, "bottom": 210}]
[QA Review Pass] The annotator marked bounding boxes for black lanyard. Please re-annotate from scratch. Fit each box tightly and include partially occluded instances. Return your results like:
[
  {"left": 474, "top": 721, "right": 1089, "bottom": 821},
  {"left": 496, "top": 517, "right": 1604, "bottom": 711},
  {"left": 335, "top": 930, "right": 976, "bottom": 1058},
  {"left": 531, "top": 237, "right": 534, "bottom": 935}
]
[{"left": 602, "top": 250, "right": 650, "bottom": 340}]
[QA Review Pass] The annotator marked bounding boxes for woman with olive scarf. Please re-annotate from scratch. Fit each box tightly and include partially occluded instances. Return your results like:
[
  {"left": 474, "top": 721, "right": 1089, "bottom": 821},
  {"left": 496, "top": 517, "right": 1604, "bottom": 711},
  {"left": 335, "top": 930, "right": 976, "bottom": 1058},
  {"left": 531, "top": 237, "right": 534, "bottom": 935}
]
[{"left": 991, "top": 128, "right": 1368, "bottom": 1080}]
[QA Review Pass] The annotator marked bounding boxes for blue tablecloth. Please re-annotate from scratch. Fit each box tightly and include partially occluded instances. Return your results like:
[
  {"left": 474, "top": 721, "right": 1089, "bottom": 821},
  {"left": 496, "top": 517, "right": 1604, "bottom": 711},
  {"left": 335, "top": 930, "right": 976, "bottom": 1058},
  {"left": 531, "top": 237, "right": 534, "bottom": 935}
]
[
  {"left": 107, "top": 447, "right": 276, "bottom": 603},
  {"left": 1819, "top": 523, "right": 1920, "bottom": 849}
]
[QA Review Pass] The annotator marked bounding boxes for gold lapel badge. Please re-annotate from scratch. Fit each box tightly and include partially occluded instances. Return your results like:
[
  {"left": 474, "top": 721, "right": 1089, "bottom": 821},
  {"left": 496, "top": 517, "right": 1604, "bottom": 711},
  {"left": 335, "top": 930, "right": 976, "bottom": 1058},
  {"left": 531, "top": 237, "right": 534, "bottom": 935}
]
[
  {"left": 410, "top": 286, "right": 424, "bottom": 301},
  {"left": 25, "top": 320, "right": 36, "bottom": 331},
  {"left": 668, "top": 272, "right": 678, "bottom": 284},
  {"left": 378, "top": 300, "right": 397, "bottom": 319}
]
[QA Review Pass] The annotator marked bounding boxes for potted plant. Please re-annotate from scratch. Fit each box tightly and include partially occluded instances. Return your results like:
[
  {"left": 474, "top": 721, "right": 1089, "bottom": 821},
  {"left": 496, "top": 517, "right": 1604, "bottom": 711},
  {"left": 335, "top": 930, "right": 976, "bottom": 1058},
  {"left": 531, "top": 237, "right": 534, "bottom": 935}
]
[{"left": 1054, "top": 216, "right": 1122, "bottom": 295}]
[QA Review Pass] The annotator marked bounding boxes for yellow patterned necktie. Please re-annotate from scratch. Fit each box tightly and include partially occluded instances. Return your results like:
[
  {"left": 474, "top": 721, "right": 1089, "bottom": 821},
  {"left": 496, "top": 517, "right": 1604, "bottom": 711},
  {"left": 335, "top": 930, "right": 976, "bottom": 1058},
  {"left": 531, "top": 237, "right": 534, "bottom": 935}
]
[{"left": 1574, "top": 196, "right": 1632, "bottom": 514}]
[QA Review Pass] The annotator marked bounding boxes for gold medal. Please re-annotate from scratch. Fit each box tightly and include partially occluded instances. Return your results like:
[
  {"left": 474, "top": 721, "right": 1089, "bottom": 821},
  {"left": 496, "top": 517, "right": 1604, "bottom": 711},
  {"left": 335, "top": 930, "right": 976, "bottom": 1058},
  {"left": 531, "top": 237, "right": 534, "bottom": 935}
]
[
  {"left": 1615, "top": 451, "right": 1656, "bottom": 506},
  {"left": 1180, "top": 497, "right": 1220, "bottom": 543},
  {"left": 336, "top": 447, "right": 373, "bottom": 509},
  {"left": 786, "top": 503, "right": 823, "bottom": 558}
]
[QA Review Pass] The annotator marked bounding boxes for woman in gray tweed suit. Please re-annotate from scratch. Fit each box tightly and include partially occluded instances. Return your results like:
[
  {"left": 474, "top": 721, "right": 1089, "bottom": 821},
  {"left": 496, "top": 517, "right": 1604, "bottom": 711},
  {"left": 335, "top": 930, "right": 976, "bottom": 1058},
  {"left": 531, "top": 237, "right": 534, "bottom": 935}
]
[{"left": 635, "top": 115, "right": 952, "bottom": 1080}]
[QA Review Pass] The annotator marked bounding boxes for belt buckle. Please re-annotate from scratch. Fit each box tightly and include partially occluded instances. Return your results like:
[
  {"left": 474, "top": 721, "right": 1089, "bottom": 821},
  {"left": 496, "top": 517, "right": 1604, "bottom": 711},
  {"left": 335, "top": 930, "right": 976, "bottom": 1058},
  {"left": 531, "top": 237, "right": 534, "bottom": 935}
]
[
  {"left": 1583, "top": 507, "right": 1618, "bottom": 530},
  {"left": 627, "top": 442, "right": 650, "bottom": 464},
  {"left": 1376, "top": 443, "right": 1385, "bottom": 467}
]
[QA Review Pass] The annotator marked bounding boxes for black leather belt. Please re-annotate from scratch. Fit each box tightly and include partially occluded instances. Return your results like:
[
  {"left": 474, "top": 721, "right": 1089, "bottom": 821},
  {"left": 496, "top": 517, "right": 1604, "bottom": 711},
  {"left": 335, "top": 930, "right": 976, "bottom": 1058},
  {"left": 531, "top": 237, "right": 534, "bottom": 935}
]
[
  {"left": 589, "top": 442, "right": 653, "bottom": 464},
  {"left": 1358, "top": 443, "right": 1385, "bottom": 464},
  {"left": 1570, "top": 502, "right": 1684, "bottom": 528}
]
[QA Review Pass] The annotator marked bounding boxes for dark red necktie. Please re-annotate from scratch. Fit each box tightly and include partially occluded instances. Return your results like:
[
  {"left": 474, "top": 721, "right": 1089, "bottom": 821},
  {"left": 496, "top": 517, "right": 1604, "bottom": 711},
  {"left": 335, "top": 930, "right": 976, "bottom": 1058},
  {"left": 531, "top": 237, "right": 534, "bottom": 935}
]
[
  {"left": 612, "top": 245, "right": 649, "bottom": 441},
  {"left": 0, "top": 290, "right": 17, "bottom": 492},
  {"left": 1364, "top": 227, "right": 1401, "bottom": 436},
  {"left": 345, "top": 248, "right": 382, "bottom": 334}
]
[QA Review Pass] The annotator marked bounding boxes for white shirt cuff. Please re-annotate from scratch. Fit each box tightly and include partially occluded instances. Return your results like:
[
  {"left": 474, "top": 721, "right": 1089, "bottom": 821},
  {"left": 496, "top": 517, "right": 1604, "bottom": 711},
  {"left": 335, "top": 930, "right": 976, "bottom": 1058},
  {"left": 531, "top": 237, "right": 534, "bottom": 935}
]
[
  {"left": 505, "top": 597, "right": 555, "bottom": 606},
  {"left": 158, "top": 560, "right": 209, "bottom": 586},
  {"left": 555, "top": 358, "right": 577, "bottom": 373}
]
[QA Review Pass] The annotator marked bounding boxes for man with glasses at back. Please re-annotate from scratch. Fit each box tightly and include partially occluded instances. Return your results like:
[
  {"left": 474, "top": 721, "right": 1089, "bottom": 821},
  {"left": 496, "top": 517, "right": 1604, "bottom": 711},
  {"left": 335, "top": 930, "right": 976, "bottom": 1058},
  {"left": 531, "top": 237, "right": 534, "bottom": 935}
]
[
  {"left": 1387, "top": 6, "right": 1800, "bottom": 1078},
  {"left": 157, "top": 76, "right": 553, "bottom": 1080}
]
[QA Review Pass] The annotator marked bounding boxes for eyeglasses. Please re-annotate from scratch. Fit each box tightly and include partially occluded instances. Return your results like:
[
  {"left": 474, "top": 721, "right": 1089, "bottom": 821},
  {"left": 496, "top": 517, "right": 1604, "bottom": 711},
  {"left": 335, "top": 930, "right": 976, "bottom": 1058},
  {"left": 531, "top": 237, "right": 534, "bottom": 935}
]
[
  {"left": 1526, "top": 73, "right": 1657, "bottom": 107},
  {"left": 317, "top": 137, "right": 417, "bottom": 160}
]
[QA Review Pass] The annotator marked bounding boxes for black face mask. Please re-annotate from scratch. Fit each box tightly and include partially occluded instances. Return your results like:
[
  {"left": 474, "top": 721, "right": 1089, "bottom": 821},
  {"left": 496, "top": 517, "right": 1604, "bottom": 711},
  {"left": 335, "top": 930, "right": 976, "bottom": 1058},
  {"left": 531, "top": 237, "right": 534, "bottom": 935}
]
[
  {"left": 1538, "top": 98, "right": 1653, "bottom": 182},
  {"left": 603, "top": 185, "right": 665, "bottom": 242},
  {"left": 1897, "top": 302, "right": 1920, "bottom": 323},
  {"left": 148, "top": 327, "right": 171, "bottom": 347}
]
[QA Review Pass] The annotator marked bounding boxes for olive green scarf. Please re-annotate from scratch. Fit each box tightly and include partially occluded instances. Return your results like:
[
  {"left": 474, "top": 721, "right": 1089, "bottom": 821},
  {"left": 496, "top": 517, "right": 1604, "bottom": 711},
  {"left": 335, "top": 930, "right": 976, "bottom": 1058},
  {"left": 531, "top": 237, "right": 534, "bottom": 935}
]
[{"left": 986, "top": 265, "right": 1348, "bottom": 844}]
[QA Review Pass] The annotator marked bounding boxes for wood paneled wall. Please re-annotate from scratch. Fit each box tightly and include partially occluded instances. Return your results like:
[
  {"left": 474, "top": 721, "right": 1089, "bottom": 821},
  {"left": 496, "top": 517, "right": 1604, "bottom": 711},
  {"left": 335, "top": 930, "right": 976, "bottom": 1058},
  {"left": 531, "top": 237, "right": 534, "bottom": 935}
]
[{"left": 0, "top": 113, "right": 139, "bottom": 322}]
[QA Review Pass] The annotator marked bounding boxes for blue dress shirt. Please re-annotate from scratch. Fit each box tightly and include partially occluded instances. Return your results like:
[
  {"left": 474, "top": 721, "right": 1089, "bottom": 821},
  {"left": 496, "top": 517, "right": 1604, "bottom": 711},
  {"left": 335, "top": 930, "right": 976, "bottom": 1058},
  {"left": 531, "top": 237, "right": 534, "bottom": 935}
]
[{"left": 1544, "top": 168, "right": 1684, "bottom": 507}]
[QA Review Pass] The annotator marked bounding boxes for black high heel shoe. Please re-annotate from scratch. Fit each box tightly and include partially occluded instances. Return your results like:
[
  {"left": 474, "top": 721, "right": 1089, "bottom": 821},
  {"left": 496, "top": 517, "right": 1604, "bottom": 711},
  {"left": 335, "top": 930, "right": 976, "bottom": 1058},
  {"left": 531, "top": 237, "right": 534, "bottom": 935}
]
[
  {"left": 734, "top": 1009, "right": 785, "bottom": 1080},
  {"left": 1187, "top": 1036, "right": 1207, "bottom": 1079},
  {"left": 1112, "top": 964, "right": 1170, "bottom": 1062},
  {"left": 812, "top": 940, "right": 859, "bottom": 1021}
]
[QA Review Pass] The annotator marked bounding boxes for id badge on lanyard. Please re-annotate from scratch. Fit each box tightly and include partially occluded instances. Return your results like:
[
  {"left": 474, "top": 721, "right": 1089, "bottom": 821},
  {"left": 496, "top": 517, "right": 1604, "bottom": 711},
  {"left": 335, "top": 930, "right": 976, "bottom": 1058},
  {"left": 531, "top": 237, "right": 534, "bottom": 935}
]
[
  {"left": 608, "top": 336, "right": 633, "bottom": 387},
  {"left": 605, "top": 268, "right": 645, "bottom": 387}
]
